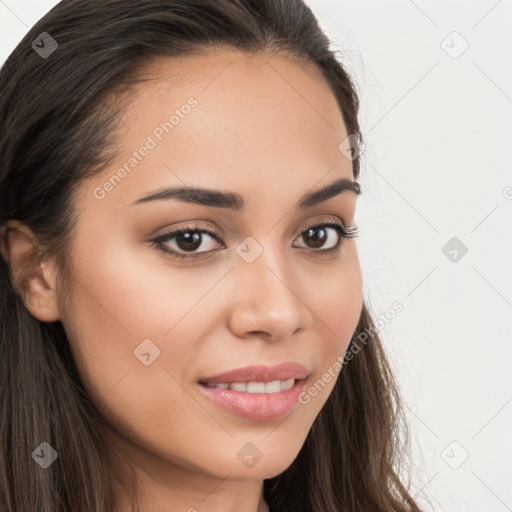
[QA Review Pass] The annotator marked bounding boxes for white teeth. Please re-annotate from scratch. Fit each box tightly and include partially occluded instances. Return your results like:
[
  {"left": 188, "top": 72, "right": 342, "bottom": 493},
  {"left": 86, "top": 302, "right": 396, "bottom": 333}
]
[
  {"left": 281, "top": 378, "right": 295, "bottom": 391},
  {"left": 247, "top": 382, "right": 266, "bottom": 393},
  {"left": 204, "top": 378, "right": 296, "bottom": 393},
  {"left": 263, "top": 381, "right": 281, "bottom": 394},
  {"left": 230, "top": 382, "right": 247, "bottom": 392}
]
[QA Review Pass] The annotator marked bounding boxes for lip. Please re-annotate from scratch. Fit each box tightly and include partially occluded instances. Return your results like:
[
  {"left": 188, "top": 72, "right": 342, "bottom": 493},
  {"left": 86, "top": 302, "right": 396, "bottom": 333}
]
[
  {"left": 198, "top": 362, "right": 309, "bottom": 384},
  {"left": 197, "top": 377, "right": 309, "bottom": 421},
  {"left": 197, "top": 363, "right": 310, "bottom": 421}
]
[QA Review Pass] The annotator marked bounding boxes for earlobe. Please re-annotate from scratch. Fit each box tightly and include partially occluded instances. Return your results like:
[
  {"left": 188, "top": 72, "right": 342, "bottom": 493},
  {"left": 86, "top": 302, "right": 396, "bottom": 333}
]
[{"left": 0, "top": 220, "right": 61, "bottom": 323}]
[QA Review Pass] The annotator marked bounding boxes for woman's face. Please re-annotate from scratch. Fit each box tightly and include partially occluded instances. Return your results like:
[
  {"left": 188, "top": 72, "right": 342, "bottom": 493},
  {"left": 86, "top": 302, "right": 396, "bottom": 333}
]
[{"left": 58, "top": 49, "right": 363, "bottom": 488}]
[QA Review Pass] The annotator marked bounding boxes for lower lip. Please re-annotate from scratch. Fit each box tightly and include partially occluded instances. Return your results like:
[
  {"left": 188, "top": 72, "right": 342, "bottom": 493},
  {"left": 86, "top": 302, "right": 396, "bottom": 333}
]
[{"left": 197, "top": 379, "right": 308, "bottom": 421}]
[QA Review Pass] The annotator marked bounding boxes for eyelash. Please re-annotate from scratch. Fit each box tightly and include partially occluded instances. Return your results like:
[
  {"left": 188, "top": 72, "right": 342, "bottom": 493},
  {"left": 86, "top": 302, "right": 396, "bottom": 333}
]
[{"left": 150, "top": 219, "right": 359, "bottom": 262}]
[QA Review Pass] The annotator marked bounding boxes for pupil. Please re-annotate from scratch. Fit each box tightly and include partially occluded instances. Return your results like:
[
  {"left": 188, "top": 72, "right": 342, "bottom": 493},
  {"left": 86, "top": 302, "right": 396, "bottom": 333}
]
[
  {"left": 177, "top": 231, "right": 201, "bottom": 251},
  {"left": 306, "top": 227, "right": 327, "bottom": 248}
]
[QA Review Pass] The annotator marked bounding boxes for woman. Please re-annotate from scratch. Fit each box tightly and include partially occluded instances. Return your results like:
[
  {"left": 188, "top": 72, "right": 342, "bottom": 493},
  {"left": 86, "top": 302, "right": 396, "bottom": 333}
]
[{"left": 0, "top": 1, "right": 428, "bottom": 511}]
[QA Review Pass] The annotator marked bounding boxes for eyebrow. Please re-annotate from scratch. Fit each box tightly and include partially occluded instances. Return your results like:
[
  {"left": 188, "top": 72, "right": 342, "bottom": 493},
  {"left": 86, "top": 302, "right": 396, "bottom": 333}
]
[{"left": 130, "top": 177, "right": 361, "bottom": 210}]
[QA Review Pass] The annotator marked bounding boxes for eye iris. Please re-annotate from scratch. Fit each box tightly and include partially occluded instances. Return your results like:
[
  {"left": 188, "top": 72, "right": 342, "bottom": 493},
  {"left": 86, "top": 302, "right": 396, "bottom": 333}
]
[
  {"left": 176, "top": 231, "right": 202, "bottom": 252},
  {"left": 304, "top": 227, "right": 328, "bottom": 248}
]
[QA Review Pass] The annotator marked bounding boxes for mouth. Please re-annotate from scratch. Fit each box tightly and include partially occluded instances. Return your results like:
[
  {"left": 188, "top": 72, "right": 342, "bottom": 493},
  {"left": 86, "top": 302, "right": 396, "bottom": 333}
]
[
  {"left": 198, "top": 378, "right": 301, "bottom": 393},
  {"left": 198, "top": 362, "right": 309, "bottom": 386},
  {"left": 197, "top": 376, "right": 309, "bottom": 421}
]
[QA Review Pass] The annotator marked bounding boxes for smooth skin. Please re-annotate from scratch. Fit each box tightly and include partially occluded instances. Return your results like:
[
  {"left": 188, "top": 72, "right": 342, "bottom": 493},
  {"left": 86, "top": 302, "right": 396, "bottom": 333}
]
[{"left": 0, "top": 48, "right": 363, "bottom": 512}]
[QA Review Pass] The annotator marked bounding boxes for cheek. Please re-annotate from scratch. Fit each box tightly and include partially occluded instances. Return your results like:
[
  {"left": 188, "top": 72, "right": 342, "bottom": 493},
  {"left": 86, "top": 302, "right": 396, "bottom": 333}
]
[
  {"left": 300, "top": 249, "right": 363, "bottom": 408},
  {"left": 59, "top": 243, "right": 211, "bottom": 403},
  {"left": 59, "top": 247, "right": 235, "bottom": 468},
  {"left": 316, "top": 247, "right": 363, "bottom": 356}
]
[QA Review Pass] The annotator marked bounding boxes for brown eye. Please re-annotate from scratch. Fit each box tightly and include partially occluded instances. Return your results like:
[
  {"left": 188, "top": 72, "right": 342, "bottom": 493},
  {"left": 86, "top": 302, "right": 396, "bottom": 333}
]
[
  {"left": 295, "top": 224, "right": 341, "bottom": 250},
  {"left": 150, "top": 220, "right": 358, "bottom": 262},
  {"left": 293, "top": 220, "right": 358, "bottom": 255},
  {"left": 151, "top": 224, "right": 224, "bottom": 260},
  {"left": 174, "top": 231, "right": 203, "bottom": 252}
]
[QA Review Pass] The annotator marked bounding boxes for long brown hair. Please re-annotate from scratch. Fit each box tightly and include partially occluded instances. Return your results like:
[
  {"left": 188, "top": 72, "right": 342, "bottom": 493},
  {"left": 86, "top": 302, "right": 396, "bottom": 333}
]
[{"left": 0, "top": 1, "right": 428, "bottom": 510}]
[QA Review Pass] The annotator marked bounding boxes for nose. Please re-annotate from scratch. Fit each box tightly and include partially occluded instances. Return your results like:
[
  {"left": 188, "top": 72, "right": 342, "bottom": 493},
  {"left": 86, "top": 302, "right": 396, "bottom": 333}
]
[{"left": 227, "top": 247, "right": 314, "bottom": 342}]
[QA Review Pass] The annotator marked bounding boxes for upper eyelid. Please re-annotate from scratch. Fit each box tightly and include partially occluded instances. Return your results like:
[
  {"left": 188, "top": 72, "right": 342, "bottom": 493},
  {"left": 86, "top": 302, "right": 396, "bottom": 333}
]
[
  {"left": 151, "top": 219, "right": 351, "bottom": 256},
  {"left": 153, "top": 216, "right": 348, "bottom": 242}
]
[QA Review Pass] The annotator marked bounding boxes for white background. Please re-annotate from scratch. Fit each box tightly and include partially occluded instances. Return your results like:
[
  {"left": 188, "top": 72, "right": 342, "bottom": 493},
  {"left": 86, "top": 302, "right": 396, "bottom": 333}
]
[{"left": 1, "top": 1, "right": 511, "bottom": 511}]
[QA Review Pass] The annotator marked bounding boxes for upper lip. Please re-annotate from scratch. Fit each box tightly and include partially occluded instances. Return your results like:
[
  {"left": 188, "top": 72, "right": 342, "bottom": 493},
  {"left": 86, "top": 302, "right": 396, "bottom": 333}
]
[{"left": 199, "top": 362, "right": 309, "bottom": 384}]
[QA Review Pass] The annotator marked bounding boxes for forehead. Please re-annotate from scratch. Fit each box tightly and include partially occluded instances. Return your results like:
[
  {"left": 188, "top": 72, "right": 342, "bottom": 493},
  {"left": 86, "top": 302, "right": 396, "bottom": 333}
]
[{"left": 79, "top": 48, "right": 353, "bottom": 211}]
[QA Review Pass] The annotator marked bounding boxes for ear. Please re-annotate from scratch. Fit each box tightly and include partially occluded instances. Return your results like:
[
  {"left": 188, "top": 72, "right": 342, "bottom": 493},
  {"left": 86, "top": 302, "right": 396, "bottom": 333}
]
[{"left": 0, "top": 220, "right": 61, "bottom": 322}]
